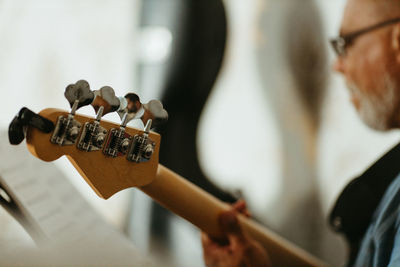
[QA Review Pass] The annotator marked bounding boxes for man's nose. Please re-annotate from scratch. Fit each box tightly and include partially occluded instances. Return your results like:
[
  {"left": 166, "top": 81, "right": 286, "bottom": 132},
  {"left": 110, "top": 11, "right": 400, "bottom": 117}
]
[{"left": 332, "top": 56, "right": 345, "bottom": 73}]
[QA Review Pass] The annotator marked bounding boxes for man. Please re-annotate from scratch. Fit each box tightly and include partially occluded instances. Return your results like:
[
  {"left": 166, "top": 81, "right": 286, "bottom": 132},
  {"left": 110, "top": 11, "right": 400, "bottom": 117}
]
[{"left": 202, "top": 0, "right": 400, "bottom": 266}]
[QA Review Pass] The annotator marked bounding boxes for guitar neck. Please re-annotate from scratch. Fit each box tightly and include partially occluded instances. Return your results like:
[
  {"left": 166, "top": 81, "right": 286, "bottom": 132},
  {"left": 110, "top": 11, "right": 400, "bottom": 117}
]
[{"left": 140, "top": 165, "right": 327, "bottom": 267}]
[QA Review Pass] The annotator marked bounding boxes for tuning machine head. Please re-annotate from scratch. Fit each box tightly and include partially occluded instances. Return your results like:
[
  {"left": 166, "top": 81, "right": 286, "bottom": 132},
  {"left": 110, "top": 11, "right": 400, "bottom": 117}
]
[
  {"left": 51, "top": 80, "right": 94, "bottom": 146},
  {"left": 76, "top": 85, "right": 121, "bottom": 152},
  {"left": 126, "top": 119, "right": 155, "bottom": 163},
  {"left": 91, "top": 86, "right": 121, "bottom": 116},
  {"left": 64, "top": 80, "right": 94, "bottom": 111},
  {"left": 141, "top": 100, "right": 168, "bottom": 129}
]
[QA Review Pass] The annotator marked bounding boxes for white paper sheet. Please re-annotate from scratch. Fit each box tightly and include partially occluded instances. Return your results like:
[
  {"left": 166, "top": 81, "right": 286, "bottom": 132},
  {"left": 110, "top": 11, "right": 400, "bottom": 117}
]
[{"left": 0, "top": 131, "right": 153, "bottom": 266}]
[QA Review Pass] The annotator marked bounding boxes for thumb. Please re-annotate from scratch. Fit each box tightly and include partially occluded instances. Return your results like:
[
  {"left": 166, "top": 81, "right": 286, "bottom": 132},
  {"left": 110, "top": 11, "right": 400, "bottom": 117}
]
[{"left": 219, "top": 210, "right": 247, "bottom": 244}]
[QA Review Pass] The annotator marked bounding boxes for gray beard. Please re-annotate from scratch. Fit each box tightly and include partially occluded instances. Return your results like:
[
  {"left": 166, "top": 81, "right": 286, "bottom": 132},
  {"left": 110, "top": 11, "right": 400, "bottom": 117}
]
[{"left": 348, "top": 75, "right": 397, "bottom": 131}]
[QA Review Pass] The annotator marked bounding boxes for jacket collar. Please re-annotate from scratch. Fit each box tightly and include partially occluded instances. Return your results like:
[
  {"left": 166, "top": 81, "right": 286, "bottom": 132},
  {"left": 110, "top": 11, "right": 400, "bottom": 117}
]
[{"left": 329, "top": 142, "right": 400, "bottom": 263}]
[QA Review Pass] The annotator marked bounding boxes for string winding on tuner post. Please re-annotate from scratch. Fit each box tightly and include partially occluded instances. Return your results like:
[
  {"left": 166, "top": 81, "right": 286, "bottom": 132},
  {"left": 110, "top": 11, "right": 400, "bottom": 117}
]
[
  {"left": 102, "top": 112, "right": 133, "bottom": 157},
  {"left": 127, "top": 119, "right": 155, "bottom": 163},
  {"left": 51, "top": 99, "right": 82, "bottom": 146},
  {"left": 77, "top": 106, "right": 108, "bottom": 152}
]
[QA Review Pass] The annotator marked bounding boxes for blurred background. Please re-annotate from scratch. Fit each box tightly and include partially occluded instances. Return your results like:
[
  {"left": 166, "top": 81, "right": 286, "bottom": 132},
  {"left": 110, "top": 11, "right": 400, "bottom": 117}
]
[{"left": 1, "top": 0, "right": 400, "bottom": 266}]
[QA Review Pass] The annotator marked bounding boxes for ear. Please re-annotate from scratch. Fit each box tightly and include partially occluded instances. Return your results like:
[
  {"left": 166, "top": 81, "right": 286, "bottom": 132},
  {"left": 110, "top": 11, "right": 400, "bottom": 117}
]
[{"left": 391, "top": 23, "right": 400, "bottom": 63}]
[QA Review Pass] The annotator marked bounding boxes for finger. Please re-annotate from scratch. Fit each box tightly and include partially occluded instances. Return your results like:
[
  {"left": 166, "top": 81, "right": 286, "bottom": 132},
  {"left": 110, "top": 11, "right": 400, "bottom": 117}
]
[
  {"left": 201, "top": 232, "right": 232, "bottom": 264},
  {"left": 219, "top": 211, "right": 247, "bottom": 244},
  {"left": 233, "top": 199, "right": 251, "bottom": 218},
  {"left": 201, "top": 232, "right": 212, "bottom": 248},
  {"left": 201, "top": 232, "right": 222, "bottom": 250},
  {"left": 244, "top": 241, "right": 271, "bottom": 267},
  {"left": 201, "top": 232, "right": 221, "bottom": 267},
  {"left": 201, "top": 231, "right": 229, "bottom": 248},
  {"left": 233, "top": 199, "right": 246, "bottom": 211}
]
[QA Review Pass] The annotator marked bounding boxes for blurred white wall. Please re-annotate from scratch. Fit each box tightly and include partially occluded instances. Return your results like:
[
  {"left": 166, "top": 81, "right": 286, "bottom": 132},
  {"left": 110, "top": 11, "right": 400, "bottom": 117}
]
[
  {"left": 199, "top": 0, "right": 282, "bottom": 220},
  {"left": 0, "top": 0, "right": 140, "bottom": 228}
]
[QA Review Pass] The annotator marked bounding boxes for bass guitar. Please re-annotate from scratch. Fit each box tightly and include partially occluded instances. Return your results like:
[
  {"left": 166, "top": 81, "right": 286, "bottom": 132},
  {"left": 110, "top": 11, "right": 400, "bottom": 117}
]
[{"left": 9, "top": 81, "right": 327, "bottom": 267}]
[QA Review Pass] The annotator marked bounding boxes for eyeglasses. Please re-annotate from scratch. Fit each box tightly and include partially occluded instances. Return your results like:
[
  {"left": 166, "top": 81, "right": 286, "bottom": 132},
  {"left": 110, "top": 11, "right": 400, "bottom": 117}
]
[{"left": 330, "top": 17, "right": 400, "bottom": 57}]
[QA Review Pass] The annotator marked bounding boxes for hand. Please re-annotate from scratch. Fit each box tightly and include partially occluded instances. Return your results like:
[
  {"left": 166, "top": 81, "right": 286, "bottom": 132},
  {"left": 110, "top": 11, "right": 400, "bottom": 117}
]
[{"left": 201, "top": 200, "right": 271, "bottom": 267}]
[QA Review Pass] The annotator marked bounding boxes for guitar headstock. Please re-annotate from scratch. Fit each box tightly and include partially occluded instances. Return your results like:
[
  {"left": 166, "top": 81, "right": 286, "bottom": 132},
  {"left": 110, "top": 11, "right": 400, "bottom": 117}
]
[{"left": 10, "top": 81, "right": 166, "bottom": 199}]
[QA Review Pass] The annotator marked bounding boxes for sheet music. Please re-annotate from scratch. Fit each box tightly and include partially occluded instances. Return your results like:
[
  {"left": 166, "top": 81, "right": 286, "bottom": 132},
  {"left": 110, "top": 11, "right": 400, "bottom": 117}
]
[{"left": 0, "top": 131, "right": 153, "bottom": 266}]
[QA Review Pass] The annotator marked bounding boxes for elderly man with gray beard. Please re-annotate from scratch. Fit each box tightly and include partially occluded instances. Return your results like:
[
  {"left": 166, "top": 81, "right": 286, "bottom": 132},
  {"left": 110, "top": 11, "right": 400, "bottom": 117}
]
[{"left": 201, "top": 0, "right": 400, "bottom": 266}]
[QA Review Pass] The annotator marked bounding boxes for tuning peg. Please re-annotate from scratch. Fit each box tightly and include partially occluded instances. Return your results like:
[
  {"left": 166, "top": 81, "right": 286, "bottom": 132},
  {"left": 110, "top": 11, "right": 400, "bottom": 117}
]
[
  {"left": 141, "top": 100, "right": 168, "bottom": 128},
  {"left": 9, "top": 107, "right": 54, "bottom": 145},
  {"left": 53, "top": 80, "right": 89, "bottom": 146},
  {"left": 91, "top": 86, "right": 120, "bottom": 116},
  {"left": 64, "top": 80, "right": 94, "bottom": 110}
]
